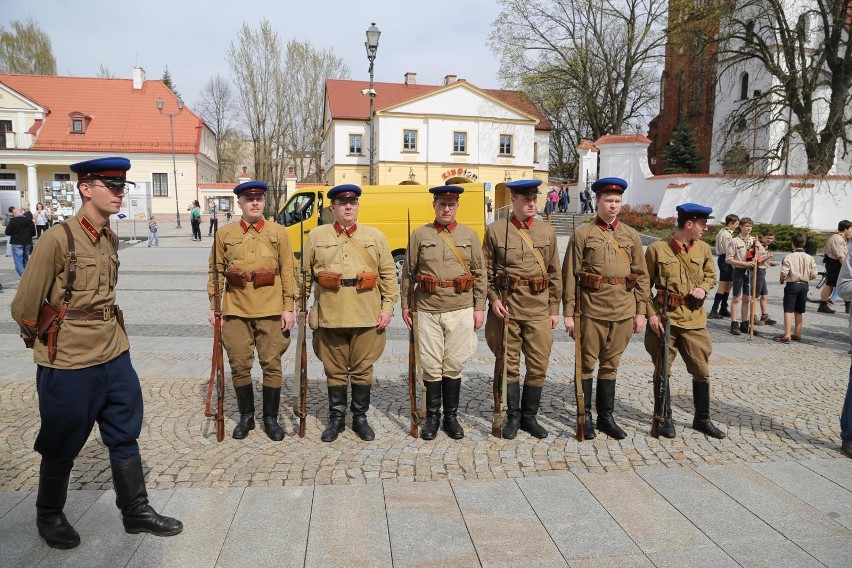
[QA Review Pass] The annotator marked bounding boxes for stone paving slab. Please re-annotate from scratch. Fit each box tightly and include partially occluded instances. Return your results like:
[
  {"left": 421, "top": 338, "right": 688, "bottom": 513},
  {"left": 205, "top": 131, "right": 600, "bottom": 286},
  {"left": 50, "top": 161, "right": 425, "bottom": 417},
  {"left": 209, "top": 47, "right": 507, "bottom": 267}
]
[
  {"left": 723, "top": 539, "right": 825, "bottom": 568},
  {"left": 801, "top": 457, "right": 852, "bottom": 492},
  {"left": 794, "top": 535, "right": 852, "bottom": 568}
]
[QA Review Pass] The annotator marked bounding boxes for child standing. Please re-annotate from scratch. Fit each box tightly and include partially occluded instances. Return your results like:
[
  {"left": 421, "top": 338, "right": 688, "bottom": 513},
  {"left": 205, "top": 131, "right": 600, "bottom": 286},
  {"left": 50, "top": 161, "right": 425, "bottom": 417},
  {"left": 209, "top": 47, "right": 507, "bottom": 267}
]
[
  {"left": 709, "top": 214, "right": 740, "bottom": 319},
  {"left": 148, "top": 216, "right": 159, "bottom": 247},
  {"left": 776, "top": 233, "right": 817, "bottom": 342},
  {"left": 726, "top": 217, "right": 756, "bottom": 335},
  {"left": 754, "top": 227, "right": 780, "bottom": 325}
]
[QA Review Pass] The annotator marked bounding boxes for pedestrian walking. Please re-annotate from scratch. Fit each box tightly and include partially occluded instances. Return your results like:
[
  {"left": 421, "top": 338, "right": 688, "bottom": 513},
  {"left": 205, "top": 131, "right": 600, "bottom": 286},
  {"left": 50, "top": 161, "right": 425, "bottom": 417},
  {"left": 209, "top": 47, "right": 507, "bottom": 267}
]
[
  {"left": 10, "top": 157, "right": 182, "bottom": 550},
  {"left": 709, "top": 214, "right": 739, "bottom": 319},
  {"left": 818, "top": 220, "right": 852, "bottom": 313},
  {"left": 303, "top": 184, "right": 399, "bottom": 442},
  {"left": 562, "top": 177, "right": 649, "bottom": 440},
  {"left": 147, "top": 216, "right": 159, "bottom": 247},
  {"left": 207, "top": 181, "right": 295, "bottom": 441},
  {"left": 545, "top": 187, "right": 558, "bottom": 223},
  {"left": 208, "top": 202, "right": 218, "bottom": 236},
  {"left": 190, "top": 200, "right": 202, "bottom": 241},
  {"left": 35, "top": 203, "right": 50, "bottom": 238},
  {"left": 401, "top": 185, "right": 487, "bottom": 440},
  {"left": 5, "top": 207, "right": 35, "bottom": 276},
  {"left": 774, "top": 233, "right": 818, "bottom": 343},
  {"left": 558, "top": 187, "right": 570, "bottom": 213}
]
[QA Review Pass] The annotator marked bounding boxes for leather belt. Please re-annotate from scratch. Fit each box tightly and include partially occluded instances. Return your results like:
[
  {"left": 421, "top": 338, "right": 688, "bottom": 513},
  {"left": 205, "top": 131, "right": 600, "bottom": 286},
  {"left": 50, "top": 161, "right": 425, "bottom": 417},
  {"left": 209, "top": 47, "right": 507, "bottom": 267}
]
[
  {"left": 340, "top": 278, "right": 358, "bottom": 287},
  {"left": 497, "top": 274, "right": 530, "bottom": 286},
  {"left": 63, "top": 306, "right": 117, "bottom": 321},
  {"left": 598, "top": 276, "right": 627, "bottom": 286},
  {"left": 438, "top": 280, "right": 456, "bottom": 288}
]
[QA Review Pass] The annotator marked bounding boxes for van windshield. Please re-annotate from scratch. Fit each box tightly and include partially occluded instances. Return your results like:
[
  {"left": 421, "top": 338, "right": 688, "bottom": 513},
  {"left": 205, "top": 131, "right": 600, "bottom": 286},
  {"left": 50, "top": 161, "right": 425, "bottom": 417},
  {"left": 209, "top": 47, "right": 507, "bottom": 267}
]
[{"left": 279, "top": 193, "right": 315, "bottom": 226}]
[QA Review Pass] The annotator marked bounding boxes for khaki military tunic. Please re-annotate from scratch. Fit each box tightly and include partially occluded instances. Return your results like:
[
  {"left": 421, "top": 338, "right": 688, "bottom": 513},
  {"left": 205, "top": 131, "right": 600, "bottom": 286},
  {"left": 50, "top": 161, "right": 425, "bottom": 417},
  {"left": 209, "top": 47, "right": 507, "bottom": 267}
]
[
  {"left": 644, "top": 238, "right": 717, "bottom": 382},
  {"left": 401, "top": 222, "right": 487, "bottom": 381},
  {"left": 562, "top": 218, "right": 649, "bottom": 380},
  {"left": 11, "top": 211, "right": 129, "bottom": 369},
  {"left": 483, "top": 216, "right": 561, "bottom": 387},
  {"left": 207, "top": 218, "right": 295, "bottom": 388}
]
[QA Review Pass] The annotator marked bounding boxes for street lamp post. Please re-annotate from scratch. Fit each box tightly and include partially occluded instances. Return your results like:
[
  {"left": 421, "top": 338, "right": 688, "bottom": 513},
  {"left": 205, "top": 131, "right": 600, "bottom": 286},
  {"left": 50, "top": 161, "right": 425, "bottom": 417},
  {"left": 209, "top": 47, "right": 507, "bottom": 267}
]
[
  {"left": 156, "top": 96, "right": 184, "bottom": 228},
  {"left": 365, "top": 22, "right": 381, "bottom": 185}
]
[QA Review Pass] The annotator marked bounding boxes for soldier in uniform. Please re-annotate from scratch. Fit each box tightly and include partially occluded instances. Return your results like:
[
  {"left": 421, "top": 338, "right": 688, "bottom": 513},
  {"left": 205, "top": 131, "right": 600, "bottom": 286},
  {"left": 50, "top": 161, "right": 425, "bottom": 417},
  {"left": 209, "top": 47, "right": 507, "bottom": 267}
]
[
  {"left": 562, "top": 177, "right": 649, "bottom": 440},
  {"left": 11, "top": 157, "right": 182, "bottom": 549},
  {"left": 484, "top": 179, "right": 561, "bottom": 439},
  {"left": 708, "top": 214, "right": 739, "bottom": 319},
  {"left": 207, "top": 180, "right": 295, "bottom": 441},
  {"left": 401, "top": 185, "right": 487, "bottom": 440},
  {"left": 644, "top": 203, "right": 726, "bottom": 439},
  {"left": 303, "top": 184, "right": 399, "bottom": 442}
]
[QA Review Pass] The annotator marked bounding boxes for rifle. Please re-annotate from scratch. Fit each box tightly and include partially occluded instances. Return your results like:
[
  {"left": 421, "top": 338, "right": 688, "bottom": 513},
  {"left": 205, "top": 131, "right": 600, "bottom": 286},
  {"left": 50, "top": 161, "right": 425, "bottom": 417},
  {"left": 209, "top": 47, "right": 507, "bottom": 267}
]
[
  {"left": 572, "top": 216, "right": 585, "bottom": 441},
  {"left": 492, "top": 215, "right": 510, "bottom": 438},
  {"left": 205, "top": 225, "right": 226, "bottom": 442},
  {"left": 651, "top": 274, "right": 672, "bottom": 437},
  {"left": 292, "top": 219, "right": 308, "bottom": 437},
  {"left": 748, "top": 240, "right": 759, "bottom": 341},
  {"left": 406, "top": 210, "right": 420, "bottom": 438}
]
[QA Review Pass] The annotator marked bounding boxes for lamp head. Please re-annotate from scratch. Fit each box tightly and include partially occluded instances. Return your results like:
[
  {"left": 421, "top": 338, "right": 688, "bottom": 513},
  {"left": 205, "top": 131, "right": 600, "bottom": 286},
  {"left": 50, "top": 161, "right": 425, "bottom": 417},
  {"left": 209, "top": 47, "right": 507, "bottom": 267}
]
[
  {"left": 359, "top": 88, "right": 377, "bottom": 98},
  {"left": 156, "top": 96, "right": 164, "bottom": 111}
]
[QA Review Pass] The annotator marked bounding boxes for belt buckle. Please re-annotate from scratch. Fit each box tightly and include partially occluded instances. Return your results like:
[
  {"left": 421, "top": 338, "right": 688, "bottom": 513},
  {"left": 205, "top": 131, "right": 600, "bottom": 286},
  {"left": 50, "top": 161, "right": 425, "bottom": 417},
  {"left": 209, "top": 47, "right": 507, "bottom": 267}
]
[{"left": 103, "top": 307, "right": 111, "bottom": 321}]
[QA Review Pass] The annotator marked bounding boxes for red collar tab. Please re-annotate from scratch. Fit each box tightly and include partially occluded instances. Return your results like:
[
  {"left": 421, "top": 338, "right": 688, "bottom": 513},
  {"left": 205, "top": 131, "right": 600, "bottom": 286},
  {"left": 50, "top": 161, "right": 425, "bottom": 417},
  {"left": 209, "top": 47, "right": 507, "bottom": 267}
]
[
  {"left": 80, "top": 216, "right": 103, "bottom": 243},
  {"left": 670, "top": 238, "right": 693, "bottom": 253},
  {"left": 240, "top": 218, "right": 265, "bottom": 233},
  {"left": 334, "top": 222, "right": 357, "bottom": 237},
  {"left": 434, "top": 220, "right": 457, "bottom": 233},
  {"left": 595, "top": 217, "right": 618, "bottom": 231},
  {"left": 510, "top": 216, "right": 533, "bottom": 230}
]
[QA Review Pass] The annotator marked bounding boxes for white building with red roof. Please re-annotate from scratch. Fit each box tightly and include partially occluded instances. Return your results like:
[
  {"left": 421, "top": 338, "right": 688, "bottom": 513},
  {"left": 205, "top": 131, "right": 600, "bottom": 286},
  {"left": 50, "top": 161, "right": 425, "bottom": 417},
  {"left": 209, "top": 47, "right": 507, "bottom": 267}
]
[{"left": 0, "top": 67, "right": 219, "bottom": 219}]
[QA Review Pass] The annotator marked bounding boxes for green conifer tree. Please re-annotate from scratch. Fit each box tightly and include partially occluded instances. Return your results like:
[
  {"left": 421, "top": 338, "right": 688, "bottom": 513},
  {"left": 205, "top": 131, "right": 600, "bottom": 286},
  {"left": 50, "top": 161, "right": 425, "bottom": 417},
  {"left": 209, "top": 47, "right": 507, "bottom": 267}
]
[
  {"left": 663, "top": 121, "right": 702, "bottom": 173},
  {"left": 161, "top": 65, "right": 181, "bottom": 99}
]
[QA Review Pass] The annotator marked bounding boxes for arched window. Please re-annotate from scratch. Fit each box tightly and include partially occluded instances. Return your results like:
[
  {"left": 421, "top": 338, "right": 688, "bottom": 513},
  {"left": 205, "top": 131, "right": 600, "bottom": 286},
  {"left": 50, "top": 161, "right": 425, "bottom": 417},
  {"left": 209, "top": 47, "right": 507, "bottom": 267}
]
[{"left": 740, "top": 72, "right": 749, "bottom": 101}]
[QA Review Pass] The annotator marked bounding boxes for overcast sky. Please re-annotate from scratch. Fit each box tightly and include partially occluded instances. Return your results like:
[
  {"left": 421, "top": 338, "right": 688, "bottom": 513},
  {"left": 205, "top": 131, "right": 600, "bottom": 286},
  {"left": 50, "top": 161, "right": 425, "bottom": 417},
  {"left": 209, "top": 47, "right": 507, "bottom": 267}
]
[{"left": 3, "top": 0, "right": 505, "bottom": 108}]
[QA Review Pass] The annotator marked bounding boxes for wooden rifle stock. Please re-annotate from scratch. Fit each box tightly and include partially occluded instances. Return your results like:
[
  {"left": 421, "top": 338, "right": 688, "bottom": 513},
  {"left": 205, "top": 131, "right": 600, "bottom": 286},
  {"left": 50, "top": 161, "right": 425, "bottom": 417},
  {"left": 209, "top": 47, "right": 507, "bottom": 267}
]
[
  {"left": 293, "top": 220, "right": 308, "bottom": 437},
  {"left": 651, "top": 274, "right": 671, "bottom": 437},
  {"left": 492, "top": 216, "right": 511, "bottom": 438},
  {"left": 205, "top": 227, "right": 226, "bottom": 442},
  {"left": 748, "top": 241, "right": 759, "bottom": 341},
  {"left": 572, "top": 216, "right": 585, "bottom": 441},
  {"left": 406, "top": 211, "right": 420, "bottom": 438}
]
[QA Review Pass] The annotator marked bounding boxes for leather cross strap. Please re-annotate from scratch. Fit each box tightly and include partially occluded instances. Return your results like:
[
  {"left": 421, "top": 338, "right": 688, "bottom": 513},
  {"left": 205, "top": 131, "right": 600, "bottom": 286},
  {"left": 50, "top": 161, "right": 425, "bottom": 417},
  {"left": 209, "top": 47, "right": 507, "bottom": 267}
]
[
  {"left": 667, "top": 240, "right": 702, "bottom": 289},
  {"left": 511, "top": 223, "right": 548, "bottom": 274},
  {"left": 342, "top": 231, "right": 379, "bottom": 272},
  {"left": 437, "top": 230, "right": 471, "bottom": 275}
]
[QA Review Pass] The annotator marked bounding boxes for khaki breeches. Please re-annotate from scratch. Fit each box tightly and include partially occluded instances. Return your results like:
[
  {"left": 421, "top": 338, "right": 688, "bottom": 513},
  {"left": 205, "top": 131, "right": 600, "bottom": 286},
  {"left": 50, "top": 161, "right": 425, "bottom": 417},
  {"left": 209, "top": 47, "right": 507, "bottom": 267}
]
[
  {"left": 313, "top": 327, "right": 386, "bottom": 387},
  {"left": 580, "top": 316, "right": 633, "bottom": 381},
  {"left": 417, "top": 307, "right": 477, "bottom": 382},
  {"left": 485, "top": 313, "right": 553, "bottom": 388},
  {"left": 643, "top": 325, "right": 711, "bottom": 383},
  {"left": 221, "top": 316, "right": 291, "bottom": 388}
]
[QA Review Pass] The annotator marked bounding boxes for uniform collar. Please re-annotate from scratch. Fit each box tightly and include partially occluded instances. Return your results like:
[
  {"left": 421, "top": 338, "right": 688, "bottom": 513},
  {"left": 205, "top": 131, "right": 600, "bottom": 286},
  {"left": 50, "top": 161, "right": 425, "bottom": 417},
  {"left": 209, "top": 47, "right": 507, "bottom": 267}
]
[
  {"left": 77, "top": 212, "right": 112, "bottom": 244},
  {"left": 510, "top": 215, "right": 533, "bottom": 230},
  {"left": 240, "top": 218, "right": 265, "bottom": 233},
  {"left": 334, "top": 222, "right": 357, "bottom": 237},
  {"left": 595, "top": 217, "right": 618, "bottom": 231},
  {"left": 433, "top": 220, "right": 457, "bottom": 233},
  {"left": 669, "top": 238, "right": 693, "bottom": 253}
]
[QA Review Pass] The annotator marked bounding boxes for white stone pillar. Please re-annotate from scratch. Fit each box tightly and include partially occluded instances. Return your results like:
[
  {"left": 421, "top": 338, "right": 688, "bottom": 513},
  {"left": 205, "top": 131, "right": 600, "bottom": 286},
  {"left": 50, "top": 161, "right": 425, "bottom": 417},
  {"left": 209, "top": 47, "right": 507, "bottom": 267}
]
[{"left": 26, "top": 164, "right": 39, "bottom": 209}]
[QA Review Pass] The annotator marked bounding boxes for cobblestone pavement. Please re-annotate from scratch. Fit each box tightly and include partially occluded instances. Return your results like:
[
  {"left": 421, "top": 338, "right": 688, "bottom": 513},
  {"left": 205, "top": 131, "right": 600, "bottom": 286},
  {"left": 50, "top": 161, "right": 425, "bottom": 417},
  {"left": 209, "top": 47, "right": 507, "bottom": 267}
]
[{"left": 1, "top": 228, "right": 850, "bottom": 492}]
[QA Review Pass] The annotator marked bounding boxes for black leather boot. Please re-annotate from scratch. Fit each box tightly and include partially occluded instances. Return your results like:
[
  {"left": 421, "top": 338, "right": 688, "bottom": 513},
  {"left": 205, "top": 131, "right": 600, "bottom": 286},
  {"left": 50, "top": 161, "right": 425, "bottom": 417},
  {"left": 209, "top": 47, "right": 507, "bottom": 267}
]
[
  {"left": 232, "top": 384, "right": 255, "bottom": 439},
  {"left": 818, "top": 301, "right": 836, "bottom": 314},
  {"left": 350, "top": 384, "right": 376, "bottom": 441},
  {"left": 520, "top": 385, "right": 548, "bottom": 438},
  {"left": 321, "top": 386, "right": 347, "bottom": 442},
  {"left": 36, "top": 475, "right": 80, "bottom": 549},
  {"left": 420, "top": 380, "right": 442, "bottom": 440},
  {"left": 692, "top": 382, "right": 726, "bottom": 439},
  {"left": 581, "top": 378, "right": 596, "bottom": 440},
  {"left": 261, "top": 386, "right": 285, "bottom": 441},
  {"left": 112, "top": 455, "right": 183, "bottom": 536},
  {"left": 501, "top": 382, "right": 521, "bottom": 439},
  {"left": 441, "top": 376, "right": 464, "bottom": 439},
  {"left": 596, "top": 379, "right": 626, "bottom": 439}
]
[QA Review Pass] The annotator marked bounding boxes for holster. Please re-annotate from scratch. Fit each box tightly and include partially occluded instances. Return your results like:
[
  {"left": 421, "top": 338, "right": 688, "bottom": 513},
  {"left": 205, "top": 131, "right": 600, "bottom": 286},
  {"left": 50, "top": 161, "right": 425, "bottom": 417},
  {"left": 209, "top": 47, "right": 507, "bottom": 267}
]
[
  {"left": 415, "top": 273, "right": 439, "bottom": 293},
  {"left": 654, "top": 290, "right": 686, "bottom": 310},
  {"left": 453, "top": 274, "right": 475, "bottom": 293},
  {"left": 37, "top": 303, "right": 62, "bottom": 363},
  {"left": 224, "top": 268, "right": 249, "bottom": 289},
  {"left": 355, "top": 271, "right": 378, "bottom": 290},
  {"left": 317, "top": 271, "right": 343, "bottom": 290},
  {"left": 252, "top": 268, "right": 278, "bottom": 288},
  {"left": 528, "top": 274, "right": 549, "bottom": 294},
  {"left": 625, "top": 273, "right": 638, "bottom": 291}
]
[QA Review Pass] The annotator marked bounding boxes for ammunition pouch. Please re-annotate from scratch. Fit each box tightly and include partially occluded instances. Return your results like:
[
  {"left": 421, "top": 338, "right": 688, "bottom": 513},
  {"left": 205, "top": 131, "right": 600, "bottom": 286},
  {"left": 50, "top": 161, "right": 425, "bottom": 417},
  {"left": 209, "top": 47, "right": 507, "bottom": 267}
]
[
  {"left": 252, "top": 268, "right": 278, "bottom": 288},
  {"left": 316, "top": 271, "right": 343, "bottom": 290},
  {"left": 415, "top": 273, "right": 439, "bottom": 293},
  {"left": 654, "top": 290, "right": 686, "bottom": 311},
  {"left": 625, "top": 273, "right": 638, "bottom": 291},
  {"left": 496, "top": 273, "right": 522, "bottom": 292},
  {"left": 224, "top": 268, "right": 250, "bottom": 289},
  {"left": 452, "top": 274, "right": 475, "bottom": 293},
  {"left": 308, "top": 304, "right": 319, "bottom": 330},
  {"left": 528, "top": 274, "right": 549, "bottom": 294},
  {"left": 355, "top": 271, "right": 378, "bottom": 290},
  {"left": 580, "top": 271, "right": 635, "bottom": 291}
]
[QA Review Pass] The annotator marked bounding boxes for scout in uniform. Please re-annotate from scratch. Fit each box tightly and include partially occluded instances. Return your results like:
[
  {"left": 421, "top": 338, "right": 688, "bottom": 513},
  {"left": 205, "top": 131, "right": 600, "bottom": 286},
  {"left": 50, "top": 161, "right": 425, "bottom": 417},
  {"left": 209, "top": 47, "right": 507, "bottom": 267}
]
[
  {"left": 819, "top": 220, "right": 852, "bottom": 313},
  {"left": 754, "top": 228, "right": 779, "bottom": 326},
  {"left": 401, "top": 185, "right": 487, "bottom": 440},
  {"left": 644, "top": 203, "right": 725, "bottom": 439},
  {"left": 11, "top": 157, "right": 182, "bottom": 549},
  {"left": 207, "top": 180, "right": 295, "bottom": 441},
  {"left": 303, "top": 184, "right": 399, "bottom": 442},
  {"left": 726, "top": 217, "right": 758, "bottom": 335},
  {"left": 708, "top": 214, "right": 739, "bottom": 319},
  {"left": 484, "top": 179, "right": 561, "bottom": 439},
  {"left": 775, "top": 233, "right": 818, "bottom": 342},
  {"left": 562, "top": 177, "right": 649, "bottom": 440}
]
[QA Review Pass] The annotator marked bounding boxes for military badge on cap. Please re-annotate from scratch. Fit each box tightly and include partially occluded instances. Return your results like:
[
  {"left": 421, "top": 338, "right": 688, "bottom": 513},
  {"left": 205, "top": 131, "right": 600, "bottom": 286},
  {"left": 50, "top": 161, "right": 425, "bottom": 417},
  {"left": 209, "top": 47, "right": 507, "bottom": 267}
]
[
  {"left": 675, "top": 202, "right": 714, "bottom": 220},
  {"left": 69, "top": 157, "right": 131, "bottom": 180},
  {"left": 505, "top": 179, "right": 542, "bottom": 196},
  {"left": 429, "top": 185, "right": 464, "bottom": 197},
  {"left": 328, "top": 184, "right": 362, "bottom": 200},
  {"left": 591, "top": 177, "right": 627, "bottom": 194},
  {"left": 233, "top": 180, "right": 268, "bottom": 196}
]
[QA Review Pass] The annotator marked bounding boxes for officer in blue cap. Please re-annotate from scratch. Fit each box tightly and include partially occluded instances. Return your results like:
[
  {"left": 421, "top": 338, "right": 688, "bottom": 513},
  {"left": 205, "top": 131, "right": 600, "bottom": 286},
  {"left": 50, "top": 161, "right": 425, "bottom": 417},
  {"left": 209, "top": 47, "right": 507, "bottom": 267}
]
[
  {"left": 562, "top": 176, "right": 649, "bottom": 440},
  {"left": 208, "top": 179, "right": 295, "bottom": 441},
  {"left": 483, "top": 179, "right": 562, "bottom": 439},
  {"left": 303, "top": 183, "right": 399, "bottom": 442},
  {"left": 11, "top": 156, "right": 182, "bottom": 549},
  {"left": 401, "top": 185, "right": 487, "bottom": 440},
  {"left": 644, "top": 202, "right": 726, "bottom": 439}
]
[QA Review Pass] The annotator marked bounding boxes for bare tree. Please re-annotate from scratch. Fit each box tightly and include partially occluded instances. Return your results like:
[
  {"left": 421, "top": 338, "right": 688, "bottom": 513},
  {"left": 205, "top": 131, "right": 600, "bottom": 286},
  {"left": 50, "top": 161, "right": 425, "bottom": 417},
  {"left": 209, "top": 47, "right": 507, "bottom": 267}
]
[
  {"left": 96, "top": 64, "right": 115, "bottom": 78},
  {"left": 490, "top": 0, "right": 667, "bottom": 173},
  {"left": 712, "top": 0, "right": 852, "bottom": 176},
  {"left": 0, "top": 18, "right": 56, "bottom": 75},
  {"left": 196, "top": 74, "right": 239, "bottom": 182}
]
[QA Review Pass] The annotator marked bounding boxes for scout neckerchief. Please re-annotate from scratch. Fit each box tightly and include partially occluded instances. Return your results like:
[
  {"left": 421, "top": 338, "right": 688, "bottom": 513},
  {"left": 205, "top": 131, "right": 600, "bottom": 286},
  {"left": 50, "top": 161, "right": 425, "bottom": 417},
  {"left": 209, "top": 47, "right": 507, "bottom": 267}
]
[
  {"left": 667, "top": 238, "right": 701, "bottom": 288},
  {"left": 509, "top": 216, "right": 547, "bottom": 275},
  {"left": 435, "top": 221, "right": 471, "bottom": 275},
  {"left": 595, "top": 217, "right": 631, "bottom": 264}
]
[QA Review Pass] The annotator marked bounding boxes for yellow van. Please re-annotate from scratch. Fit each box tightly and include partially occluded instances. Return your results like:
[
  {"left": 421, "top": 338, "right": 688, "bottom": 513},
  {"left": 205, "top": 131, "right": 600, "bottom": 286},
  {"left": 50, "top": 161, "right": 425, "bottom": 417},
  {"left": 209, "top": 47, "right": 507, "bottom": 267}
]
[{"left": 277, "top": 183, "right": 487, "bottom": 274}]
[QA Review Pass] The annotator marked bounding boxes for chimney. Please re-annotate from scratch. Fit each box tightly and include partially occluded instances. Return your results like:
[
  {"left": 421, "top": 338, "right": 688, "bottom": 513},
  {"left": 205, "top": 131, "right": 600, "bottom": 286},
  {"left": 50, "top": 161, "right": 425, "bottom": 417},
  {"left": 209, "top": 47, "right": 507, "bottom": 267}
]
[
  {"left": 132, "top": 66, "right": 146, "bottom": 90},
  {"left": 443, "top": 74, "right": 457, "bottom": 85},
  {"left": 404, "top": 72, "right": 417, "bottom": 86}
]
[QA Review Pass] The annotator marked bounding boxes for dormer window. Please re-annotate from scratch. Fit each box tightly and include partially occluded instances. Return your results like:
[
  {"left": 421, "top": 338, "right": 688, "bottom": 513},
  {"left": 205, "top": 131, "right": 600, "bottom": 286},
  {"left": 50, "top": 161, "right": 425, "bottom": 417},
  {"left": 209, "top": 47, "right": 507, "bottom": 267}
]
[
  {"left": 68, "top": 112, "right": 91, "bottom": 134},
  {"left": 72, "top": 119, "right": 83, "bottom": 133}
]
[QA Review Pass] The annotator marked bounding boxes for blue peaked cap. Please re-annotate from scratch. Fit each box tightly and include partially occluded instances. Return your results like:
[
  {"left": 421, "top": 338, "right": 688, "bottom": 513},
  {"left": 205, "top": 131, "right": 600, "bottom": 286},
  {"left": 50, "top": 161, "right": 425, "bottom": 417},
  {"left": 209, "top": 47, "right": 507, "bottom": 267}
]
[
  {"left": 676, "top": 203, "right": 714, "bottom": 219},
  {"left": 328, "top": 184, "right": 362, "bottom": 199},
  {"left": 69, "top": 157, "right": 131, "bottom": 179},
  {"left": 591, "top": 177, "right": 627, "bottom": 194},
  {"left": 505, "top": 179, "right": 541, "bottom": 196},
  {"left": 233, "top": 180, "right": 268, "bottom": 195},
  {"left": 429, "top": 185, "right": 464, "bottom": 196}
]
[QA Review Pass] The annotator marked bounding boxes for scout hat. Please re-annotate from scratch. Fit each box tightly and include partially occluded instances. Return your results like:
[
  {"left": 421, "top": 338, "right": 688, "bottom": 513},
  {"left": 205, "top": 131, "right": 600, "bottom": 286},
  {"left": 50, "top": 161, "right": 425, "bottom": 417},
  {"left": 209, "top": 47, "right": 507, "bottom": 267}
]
[
  {"left": 69, "top": 157, "right": 131, "bottom": 181},
  {"left": 591, "top": 177, "right": 627, "bottom": 195},
  {"left": 676, "top": 203, "right": 715, "bottom": 220},
  {"left": 429, "top": 185, "right": 464, "bottom": 197},
  {"left": 505, "top": 179, "right": 541, "bottom": 197},
  {"left": 233, "top": 180, "right": 268, "bottom": 196},
  {"left": 327, "top": 184, "right": 362, "bottom": 200}
]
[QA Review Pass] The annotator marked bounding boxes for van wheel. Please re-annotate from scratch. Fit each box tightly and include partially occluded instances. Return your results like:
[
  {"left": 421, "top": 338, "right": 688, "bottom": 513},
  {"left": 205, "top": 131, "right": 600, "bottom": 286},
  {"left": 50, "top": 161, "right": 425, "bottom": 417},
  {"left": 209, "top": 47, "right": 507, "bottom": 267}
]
[{"left": 393, "top": 254, "right": 405, "bottom": 282}]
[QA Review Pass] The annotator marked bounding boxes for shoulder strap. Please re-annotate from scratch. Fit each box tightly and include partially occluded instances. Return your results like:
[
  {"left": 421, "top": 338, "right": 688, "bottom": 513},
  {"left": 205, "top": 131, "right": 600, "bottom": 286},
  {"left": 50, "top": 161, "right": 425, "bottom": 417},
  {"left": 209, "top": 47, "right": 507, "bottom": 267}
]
[
  {"left": 61, "top": 222, "right": 76, "bottom": 304},
  {"left": 511, "top": 223, "right": 547, "bottom": 274},
  {"left": 343, "top": 231, "right": 378, "bottom": 272},
  {"left": 667, "top": 240, "right": 701, "bottom": 288},
  {"left": 438, "top": 230, "right": 471, "bottom": 275},
  {"left": 596, "top": 225, "right": 631, "bottom": 264}
]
